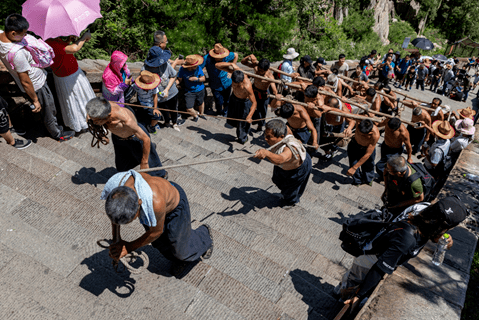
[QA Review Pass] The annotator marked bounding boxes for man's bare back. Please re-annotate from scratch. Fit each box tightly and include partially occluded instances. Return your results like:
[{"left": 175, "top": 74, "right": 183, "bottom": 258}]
[
  {"left": 105, "top": 103, "right": 140, "bottom": 138},
  {"left": 288, "top": 104, "right": 309, "bottom": 129}
]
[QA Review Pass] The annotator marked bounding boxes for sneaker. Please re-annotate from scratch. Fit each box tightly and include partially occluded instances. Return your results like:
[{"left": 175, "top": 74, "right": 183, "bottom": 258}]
[
  {"left": 238, "top": 137, "right": 248, "bottom": 144},
  {"left": 147, "top": 124, "right": 160, "bottom": 134},
  {"left": 198, "top": 114, "right": 207, "bottom": 120},
  {"left": 202, "top": 224, "right": 214, "bottom": 260},
  {"left": 172, "top": 124, "right": 180, "bottom": 132},
  {"left": 9, "top": 127, "right": 26, "bottom": 136},
  {"left": 13, "top": 138, "right": 32, "bottom": 150},
  {"left": 58, "top": 130, "right": 75, "bottom": 142},
  {"left": 176, "top": 118, "right": 186, "bottom": 126},
  {"left": 192, "top": 116, "right": 199, "bottom": 122}
]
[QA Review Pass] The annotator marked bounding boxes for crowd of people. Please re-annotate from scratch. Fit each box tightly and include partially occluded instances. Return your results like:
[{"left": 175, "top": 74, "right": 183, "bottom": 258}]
[{"left": 0, "top": 12, "right": 474, "bottom": 313}]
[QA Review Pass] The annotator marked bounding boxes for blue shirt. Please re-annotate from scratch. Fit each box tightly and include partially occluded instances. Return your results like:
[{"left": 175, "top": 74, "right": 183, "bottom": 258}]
[
  {"left": 382, "top": 61, "right": 395, "bottom": 77},
  {"left": 281, "top": 59, "right": 294, "bottom": 82},
  {"left": 397, "top": 59, "right": 411, "bottom": 74},
  {"left": 199, "top": 52, "right": 235, "bottom": 91},
  {"left": 178, "top": 67, "right": 205, "bottom": 93}
]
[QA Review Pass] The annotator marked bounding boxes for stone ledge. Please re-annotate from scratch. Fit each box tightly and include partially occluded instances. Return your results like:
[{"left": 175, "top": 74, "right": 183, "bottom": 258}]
[{"left": 355, "top": 125, "right": 479, "bottom": 320}]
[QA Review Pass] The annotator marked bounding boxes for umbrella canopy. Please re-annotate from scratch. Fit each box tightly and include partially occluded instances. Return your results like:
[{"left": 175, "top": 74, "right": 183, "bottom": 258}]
[
  {"left": 433, "top": 54, "right": 448, "bottom": 62},
  {"left": 411, "top": 37, "right": 434, "bottom": 50},
  {"left": 418, "top": 56, "right": 434, "bottom": 62},
  {"left": 22, "top": 0, "right": 102, "bottom": 40}
]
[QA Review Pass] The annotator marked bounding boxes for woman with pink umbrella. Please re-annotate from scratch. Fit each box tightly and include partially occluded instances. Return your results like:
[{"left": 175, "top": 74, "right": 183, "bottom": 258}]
[{"left": 46, "top": 31, "right": 95, "bottom": 134}]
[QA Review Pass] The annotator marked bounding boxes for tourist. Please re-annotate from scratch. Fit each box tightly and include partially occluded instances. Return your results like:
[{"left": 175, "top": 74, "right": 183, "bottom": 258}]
[
  {"left": 102, "top": 170, "right": 213, "bottom": 275},
  {"left": 430, "top": 63, "right": 443, "bottom": 92},
  {"left": 131, "top": 70, "right": 162, "bottom": 134},
  {"left": 378, "top": 54, "right": 395, "bottom": 85},
  {"left": 404, "top": 62, "right": 417, "bottom": 91},
  {"left": 450, "top": 118, "right": 475, "bottom": 162},
  {"left": 331, "top": 54, "right": 349, "bottom": 77},
  {"left": 46, "top": 31, "right": 95, "bottom": 135},
  {"left": 440, "top": 64, "right": 455, "bottom": 96},
  {"left": 415, "top": 64, "right": 429, "bottom": 91},
  {"left": 0, "top": 14, "right": 74, "bottom": 141},
  {"left": 0, "top": 96, "right": 31, "bottom": 149},
  {"left": 199, "top": 43, "right": 238, "bottom": 116},
  {"left": 177, "top": 55, "right": 207, "bottom": 123},
  {"left": 86, "top": 97, "right": 167, "bottom": 178},
  {"left": 395, "top": 55, "right": 411, "bottom": 89},
  {"left": 254, "top": 119, "right": 312, "bottom": 208},
  {"left": 422, "top": 120, "right": 454, "bottom": 180},
  {"left": 346, "top": 119, "right": 380, "bottom": 186},
  {"left": 143, "top": 44, "right": 185, "bottom": 131},
  {"left": 281, "top": 48, "right": 300, "bottom": 90}
]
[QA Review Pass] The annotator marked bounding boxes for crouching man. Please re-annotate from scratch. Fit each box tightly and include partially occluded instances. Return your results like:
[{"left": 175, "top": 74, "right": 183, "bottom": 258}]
[
  {"left": 335, "top": 196, "right": 467, "bottom": 310},
  {"left": 102, "top": 170, "right": 213, "bottom": 274},
  {"left": 254, "top": 119, "right": 312, "bottom": 208}
]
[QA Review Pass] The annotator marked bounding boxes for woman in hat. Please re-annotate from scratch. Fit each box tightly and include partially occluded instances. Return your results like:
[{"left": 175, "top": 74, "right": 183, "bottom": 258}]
[
  {"left": 46, "top": 31, "right": 96, "bottom": 134},
  {"left": 102, "top": 50, "right": 132, "bottom": 106},
  {"left": 198, "top": 43, "right": 238, "bottom": 116},
  {"left": 131, "top": 70, "right": 162, "bottom": 134},
  {"left": 177, "top": 55, "right": 206, "bottom": 122},
  {"left": 450, "top": 118, "right": 475, "bottom": 163},
  {"left": 422, "top": 120, "right": 455, "bottom": 179},
  {"left": 456, "top": 106, "right": 476, "bottom": 120},
  {"left": 281, "top": 48, "right": 300, "bottom": 86}
]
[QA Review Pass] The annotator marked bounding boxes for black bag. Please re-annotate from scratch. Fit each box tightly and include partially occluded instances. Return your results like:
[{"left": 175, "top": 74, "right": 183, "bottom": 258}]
[
  {"left": 404, "top": 163, "right": 436, "bottom": 201},
  {"left": 339, "top": 208, "right": 393, "bottom": 257}
]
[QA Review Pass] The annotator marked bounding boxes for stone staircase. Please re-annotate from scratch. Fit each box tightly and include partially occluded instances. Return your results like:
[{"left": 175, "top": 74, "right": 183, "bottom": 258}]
[{"left": 0, "top": 109, "right": 386, "bottom": 320}]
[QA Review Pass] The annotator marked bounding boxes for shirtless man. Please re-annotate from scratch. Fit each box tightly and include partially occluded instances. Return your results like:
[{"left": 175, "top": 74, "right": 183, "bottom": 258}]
[
  {"left": 347, "top": 119, "right": 380, "bottom": 185},
  {"left": 407, "top": 105, "right": 431, "bottom": 155},
  {"left": 216, "top": 62, "right": 257, "bottom": 144},
  {"left": 321, "top": 97, "right": 356, "bottom": 160},
  {"left": 363, "top": 88, "right": 381, "bottom": 112},
  {"left": 303, "top": 85, "right": 330, "bottom": 146},
  {"left": 102, "top": 171, "right": 213, "bottom": 274},
  {"left": 379, "top": 85, "right": 398, "bottom": 115},
  {"left": 254, "top": 119, "right": 312, "bottom": 208},
  {"left": 86, "top": 97, "right": 167, "bottom": 178},
  {"left": 375, "top": 117, "right": 413, "bottom": 181},
  {"left": 274, "top": 99, "right": 319, "bottom": 149},
  {"left": 241, "top": 54, "right": 277, "bottom": 131}
]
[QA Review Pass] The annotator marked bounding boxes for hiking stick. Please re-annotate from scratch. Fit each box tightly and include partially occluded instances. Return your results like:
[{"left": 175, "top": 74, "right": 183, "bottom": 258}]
[{"left": 118, "top": 101, "right": 275, "bottom": 123}]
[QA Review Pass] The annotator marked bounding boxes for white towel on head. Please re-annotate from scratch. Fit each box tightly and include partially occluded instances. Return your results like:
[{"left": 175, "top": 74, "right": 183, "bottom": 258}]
[{"left": 101, "top": 170, "right": 157, "bottom": 227}]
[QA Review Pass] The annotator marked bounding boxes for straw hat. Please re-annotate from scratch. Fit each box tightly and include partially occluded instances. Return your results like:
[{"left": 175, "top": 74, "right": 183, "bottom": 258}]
[
  {"left": 183, "top": 54, "right": 204, "bottom": 68},
  {"left": 209, "top": 43, "right": 230, "bottom": 59},
  {"left": 446, "top": 63, "right": 453, "bottom": 69},
  {"left": 455, "top": 118, "right": 475, "bottom": 135},
  {"left": 432, "top": 120, "right": 455, "bottom": 140},
  {"left": 134, "top": 70, "right": 160, "bottom": 90},
  {"left": 283, "top": 48, "right": 299, "bottom": 60},
  {"left": 457, "top": 106, "right": 476, "bottom": 119}
]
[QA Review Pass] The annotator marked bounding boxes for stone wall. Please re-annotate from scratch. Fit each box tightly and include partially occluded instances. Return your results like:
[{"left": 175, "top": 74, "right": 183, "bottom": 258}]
[{"left": 368, "top": 0, "right": 396, "bottom": 45}]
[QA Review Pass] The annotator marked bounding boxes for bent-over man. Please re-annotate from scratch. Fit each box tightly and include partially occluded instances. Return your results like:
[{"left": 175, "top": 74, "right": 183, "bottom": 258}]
[
  {"left": 86, "top": 97, "right": 167, "bottom": 178},
  {"left": 102, "top": 170, "right": 213, "bottom": 273},
  {"left": 254, "top": 119, "right": 312, "bottom": 208},
  {"left": 347, "top": 119, "right": 380, "bottom": 185},
  {"left": 375, "top": 117, "right": 412, "bottom": 181}
]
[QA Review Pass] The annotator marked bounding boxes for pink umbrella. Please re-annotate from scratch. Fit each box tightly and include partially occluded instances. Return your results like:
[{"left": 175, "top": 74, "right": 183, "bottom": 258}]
[{"left": 22, "top": 0, "right": 102, "bottom": 40}]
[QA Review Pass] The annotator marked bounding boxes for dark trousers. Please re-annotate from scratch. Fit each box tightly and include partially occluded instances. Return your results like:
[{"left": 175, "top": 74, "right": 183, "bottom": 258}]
[
  {"left": 416, "top": 79, "right": 425, "bottom": 91},
  {"left": 159, "top": 95, "right": 179, "bottom": 125},
  {"left": 212, "top": 86, "right": 231, "bottom": 116},
  {"left": 272, "top": 153, "right": 312, "bottom": 205},
  {"left": 143, "top": 182, "right": 212, "bottom": 262},
  {"left": 321, "top": 120, "right": 345, "bottom": 152},
  {"left": 430, "top": 77, "right": 440, "bottom": 91},
  {"left": 227, "top": 94, "right": 252, "bottom": 143},
  {"left": 347, "top": 139, "right": 376, "bottom": 184},
  {"left": 312, "top": 117, "right": 321, "bottom": 145},
  {"left": 253, "top": 87, "right": 268, "bottom": 127},
  {"left": 37, "top": 83, "right": 63, "bottom": 138},
  {"left": 405, "top": 77, "right": 415, "bottom": 88},
  {"left": 112, "top": 123, "right": 166, "bottom": 177},
  {"left": 375, "top": 142, "right": 404, "bottom": 181},
  {"left": 289, "top": 125, "right": 311, "bottom": 145},
  {"left": 407, "top": 125, "right": 426, "bottom": 154}
]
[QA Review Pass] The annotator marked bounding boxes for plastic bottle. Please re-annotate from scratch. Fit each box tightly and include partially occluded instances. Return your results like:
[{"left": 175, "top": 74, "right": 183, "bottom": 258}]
[
  {"left": 431, "top": 233, "right": 450, "bottom": 266},
  {"left": 464, "top": 173, "right": 479, "bottom": 182}
]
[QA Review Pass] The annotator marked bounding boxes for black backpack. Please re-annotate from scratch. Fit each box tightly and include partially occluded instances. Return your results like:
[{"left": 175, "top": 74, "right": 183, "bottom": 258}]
[
  {"left": 403, "top": 163, "right": 436, "bottom": 202},
  {"left": 339, "top": 208, "right": 393, "bottom": 257}
]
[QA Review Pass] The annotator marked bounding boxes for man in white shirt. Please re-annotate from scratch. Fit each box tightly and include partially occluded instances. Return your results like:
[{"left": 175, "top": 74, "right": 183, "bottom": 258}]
[
  {"left": 0, "top": 14, "right": 73, "bottom": 141},
  {"left": 331, "top": 54, "right": 349, "bottom": 77}
]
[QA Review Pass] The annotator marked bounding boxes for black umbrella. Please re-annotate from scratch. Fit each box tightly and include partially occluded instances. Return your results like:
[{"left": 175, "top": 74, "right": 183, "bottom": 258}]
[
  {"left": 433, "top": 54, "right": 448, "bottom": 61},
  {"left": 411, "top": 37, "right": 434, "bottom": 50}
]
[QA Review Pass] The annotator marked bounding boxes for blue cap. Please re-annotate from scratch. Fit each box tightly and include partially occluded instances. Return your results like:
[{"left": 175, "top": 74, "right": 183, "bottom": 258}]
[{"left": 145, "top": 46, "right": 171, "bottom": 67}]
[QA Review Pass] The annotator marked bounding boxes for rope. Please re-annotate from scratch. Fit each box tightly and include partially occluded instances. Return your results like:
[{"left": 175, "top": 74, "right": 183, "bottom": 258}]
[
  {"left": 96, "top": 239, "right": 150, "bottom": 274},
  {"left": 119, "top": 101, "right": 275, "bottom": 123},
  {"left": 87, "top": 119, "right": 110, "bottom": 148}
]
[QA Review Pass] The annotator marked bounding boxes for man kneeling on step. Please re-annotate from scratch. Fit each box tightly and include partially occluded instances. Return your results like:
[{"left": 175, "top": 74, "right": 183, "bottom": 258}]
[
  {"left": 254, "top": 119, "right": 312, "bottom": 209},
  {"left": 102, "top": 170, "right": 214, "bottom": 275}
]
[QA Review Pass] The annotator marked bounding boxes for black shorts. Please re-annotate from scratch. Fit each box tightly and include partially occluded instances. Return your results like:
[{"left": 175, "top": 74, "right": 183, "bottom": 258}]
[
  {"left": 0, "top": 96, "right": 10, "bottom": 134},
  {"left": 396, "top": 73, "right": 406, "bottom": 81},
  {"left": 185, "top": 89, "right": 205, "bottom": 109}
]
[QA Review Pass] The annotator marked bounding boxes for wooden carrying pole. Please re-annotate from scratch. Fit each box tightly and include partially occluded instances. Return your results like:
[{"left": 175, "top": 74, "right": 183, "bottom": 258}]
[{"left": 267, "top": 94, "right": 382, "bottom": 123}]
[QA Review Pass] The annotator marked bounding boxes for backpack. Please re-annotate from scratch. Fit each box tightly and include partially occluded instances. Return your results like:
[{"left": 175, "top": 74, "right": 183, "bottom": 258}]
[
  {"left": 402, "top": 163, "right": 436, "bottom": 202},
  {"left": 339, "top": 208, "right": 393, "bottom": 257},
  {"left": 7, "top": 34, "right": 55, "bottom": 70},
  {"left": 275, "top": 62, "right": 283, "bottom": 79}
]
